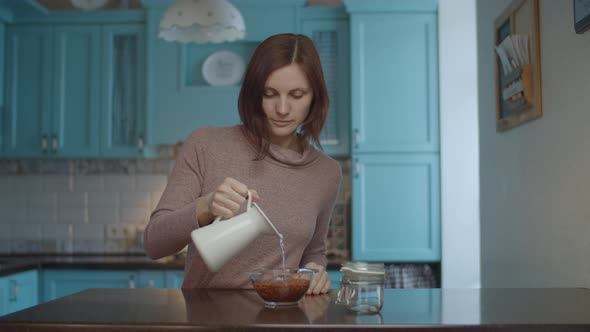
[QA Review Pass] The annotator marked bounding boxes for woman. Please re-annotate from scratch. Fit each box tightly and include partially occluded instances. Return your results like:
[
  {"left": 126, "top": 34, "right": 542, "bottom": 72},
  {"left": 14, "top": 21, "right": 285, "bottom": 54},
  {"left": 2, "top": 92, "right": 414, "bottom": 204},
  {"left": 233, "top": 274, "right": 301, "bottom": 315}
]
[{"left": 144, "top": 33, "right": 342, "bottom": 295}]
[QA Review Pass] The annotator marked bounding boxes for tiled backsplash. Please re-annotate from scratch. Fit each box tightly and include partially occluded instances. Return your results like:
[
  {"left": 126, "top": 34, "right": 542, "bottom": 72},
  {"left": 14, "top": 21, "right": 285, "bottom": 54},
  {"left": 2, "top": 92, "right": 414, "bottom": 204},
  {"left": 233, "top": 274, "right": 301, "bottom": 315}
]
[{"left": 0, "top": 159, "right": 351, "bottom": 257}]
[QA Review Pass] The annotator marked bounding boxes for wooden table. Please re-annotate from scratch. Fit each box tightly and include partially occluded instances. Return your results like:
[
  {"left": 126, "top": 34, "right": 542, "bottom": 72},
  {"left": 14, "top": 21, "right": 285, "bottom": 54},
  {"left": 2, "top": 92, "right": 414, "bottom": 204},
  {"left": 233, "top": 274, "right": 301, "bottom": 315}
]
[{"left": 1, "top": 288, "right": 590, "bottom": 331}]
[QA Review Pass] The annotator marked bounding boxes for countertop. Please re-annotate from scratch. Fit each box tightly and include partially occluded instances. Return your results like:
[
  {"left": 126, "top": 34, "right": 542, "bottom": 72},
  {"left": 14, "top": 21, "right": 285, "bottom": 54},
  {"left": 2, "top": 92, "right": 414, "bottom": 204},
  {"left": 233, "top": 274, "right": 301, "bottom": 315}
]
[
  {"left": 0, "top": 255, "right": 345, "bottom": 277},
  {"left": 0, "top": 254, "right": 185, "bottom": 276},
  {"left": 2, "top": 288, "right": 590, "bottom": 331}
]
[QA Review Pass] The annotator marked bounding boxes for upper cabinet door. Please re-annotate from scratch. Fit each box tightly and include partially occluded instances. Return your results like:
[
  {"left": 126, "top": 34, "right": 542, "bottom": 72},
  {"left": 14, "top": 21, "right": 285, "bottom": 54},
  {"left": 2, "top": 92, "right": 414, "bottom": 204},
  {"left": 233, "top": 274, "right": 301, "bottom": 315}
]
[
  {"left": 52, "top": 25, "right": 101, "bottom": 157},
  {"left": 350, "top": 13, "right": 439, "bottom": 153},
  {"left": 4, "top": 25, "right": 53, "bottom": 158},
  {"left": 302, "top": 9, "right": 350, "bottom": 157},
  {"left": 100, "top": 24, "right": 145, "bottom": 157}
]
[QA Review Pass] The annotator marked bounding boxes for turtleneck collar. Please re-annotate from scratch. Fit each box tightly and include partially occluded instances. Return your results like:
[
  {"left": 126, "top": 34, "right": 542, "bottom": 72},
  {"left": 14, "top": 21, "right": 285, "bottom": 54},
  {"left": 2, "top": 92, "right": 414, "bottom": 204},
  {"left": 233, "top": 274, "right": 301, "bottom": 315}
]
[
  {"left": 267, "top": 139, "right": 321, "bottom": 168},
  {"left": 236, "top": 125, "right": 321, "bottom": 168}
]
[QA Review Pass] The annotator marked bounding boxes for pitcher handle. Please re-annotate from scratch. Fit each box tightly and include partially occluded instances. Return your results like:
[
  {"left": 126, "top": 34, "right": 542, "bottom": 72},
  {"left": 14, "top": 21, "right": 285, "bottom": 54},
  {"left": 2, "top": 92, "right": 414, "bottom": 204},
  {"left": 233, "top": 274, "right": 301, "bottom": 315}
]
[
  {"left": 212, "top": 190, "right": 253, "bottom": 224},
  {"left": 245, "top": 190, "right": 252, "bottom": 211}
]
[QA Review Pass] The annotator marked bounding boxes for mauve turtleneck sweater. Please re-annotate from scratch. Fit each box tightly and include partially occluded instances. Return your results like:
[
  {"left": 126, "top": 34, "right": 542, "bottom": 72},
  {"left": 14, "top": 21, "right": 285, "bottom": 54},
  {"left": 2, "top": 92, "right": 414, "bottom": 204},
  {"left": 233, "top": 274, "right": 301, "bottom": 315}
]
[{"left": 144, "top": 126, "right": 342, "bottom": 288}]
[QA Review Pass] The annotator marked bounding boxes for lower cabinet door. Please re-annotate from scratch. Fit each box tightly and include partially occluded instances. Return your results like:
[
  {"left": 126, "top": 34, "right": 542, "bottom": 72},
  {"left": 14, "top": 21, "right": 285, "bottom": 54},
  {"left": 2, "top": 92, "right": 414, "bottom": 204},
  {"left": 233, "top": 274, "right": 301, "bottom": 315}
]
[
  {"left": 0, "top": 278, "right": 7, "bottom": 317},
  {"left": 138, "top": 270, "right": 166, "bottom": 288},
  {"left": 41, "top": 270, "right": 138, "bottom": 302},
  {"left": 165, "top": 270, "right": 185, "bottom": 288},
  {"left": 0, "top": 270, "right": 39, "bottom": 316},
  {"left": 7, "top": 270, "right": 39, "bottom": 314},
  {"left": 328, "top": 271, "right": 342, "bottom": 289},
  {"left": 352, "top": 154, "right": 440, "bottom": 262}
]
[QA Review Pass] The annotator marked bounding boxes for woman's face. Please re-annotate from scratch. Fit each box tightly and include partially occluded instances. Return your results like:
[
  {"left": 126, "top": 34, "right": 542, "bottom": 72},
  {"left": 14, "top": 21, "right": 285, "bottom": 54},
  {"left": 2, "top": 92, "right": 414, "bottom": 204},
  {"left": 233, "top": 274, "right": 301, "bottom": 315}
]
[{"left": 262, "top": 63, "right": 313, "bottom": 149}]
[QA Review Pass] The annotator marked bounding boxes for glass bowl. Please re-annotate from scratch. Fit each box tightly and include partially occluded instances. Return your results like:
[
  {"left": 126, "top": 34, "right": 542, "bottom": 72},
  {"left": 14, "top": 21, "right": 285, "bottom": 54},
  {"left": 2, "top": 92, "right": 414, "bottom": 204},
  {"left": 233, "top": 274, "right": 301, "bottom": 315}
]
[{"left": 247, "top": 268, "right": 314, "bottom": 308}]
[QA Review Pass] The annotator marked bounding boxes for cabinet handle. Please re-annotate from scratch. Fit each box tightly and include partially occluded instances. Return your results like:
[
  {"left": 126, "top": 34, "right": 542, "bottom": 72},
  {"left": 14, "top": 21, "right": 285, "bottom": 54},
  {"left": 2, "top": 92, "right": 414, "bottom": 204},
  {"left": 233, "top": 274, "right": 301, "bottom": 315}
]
[
  {"left": 354, "top": 158, "right": 360, "bottom": 178},
  {"left": 41, "top": 134, "right": 48, "bottom": 153},
  {"left": 9, "top": 280, "right": 18, "bottom": 302},
  {"left": 128, "top": 275, "right": 136, "bottom": 288},
  {"left": 354, "top": 129, "right": 360, "bottom": 148},
  {"left": 137, "top": 135, "right": 144, "bottom": 153},
  {"left": 51, "top": 135, "right": 58, "bottom": 154}
]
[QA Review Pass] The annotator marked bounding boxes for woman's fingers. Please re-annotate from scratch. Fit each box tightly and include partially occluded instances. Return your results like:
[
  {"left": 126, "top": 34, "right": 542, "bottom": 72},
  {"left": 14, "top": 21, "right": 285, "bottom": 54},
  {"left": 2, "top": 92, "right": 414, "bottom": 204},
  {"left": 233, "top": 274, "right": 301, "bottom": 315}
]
[
  {"left": 304, "top": 262, "right": 331, "bottom": 295},
  {"left": 209, "top": 177, "right": 259, "bottom": 219},
  {"left": 310, "top": 271, "right": 330, "bottom": 295},
  {"left": 250, "top": 190, "right": 261, "bottom": 203}
]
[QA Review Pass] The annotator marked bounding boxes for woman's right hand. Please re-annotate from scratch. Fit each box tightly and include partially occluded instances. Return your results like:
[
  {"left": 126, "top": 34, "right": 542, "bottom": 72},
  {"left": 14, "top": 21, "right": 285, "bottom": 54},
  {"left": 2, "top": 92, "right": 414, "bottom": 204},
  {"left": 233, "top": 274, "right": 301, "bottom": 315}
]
[{"left": 196, "top": 177, "right": 259, "bottom": 227}]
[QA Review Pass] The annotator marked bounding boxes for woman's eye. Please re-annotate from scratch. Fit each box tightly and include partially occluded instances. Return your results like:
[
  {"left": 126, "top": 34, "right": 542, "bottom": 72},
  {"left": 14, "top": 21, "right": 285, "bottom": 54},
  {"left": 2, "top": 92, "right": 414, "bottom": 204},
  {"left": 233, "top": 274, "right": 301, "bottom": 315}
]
[
  {"left": 263, "top": 90, "right": 276, "bottom": 98},
  {"left": 291, "top": 91, "right": 305, "bottom": 99}
]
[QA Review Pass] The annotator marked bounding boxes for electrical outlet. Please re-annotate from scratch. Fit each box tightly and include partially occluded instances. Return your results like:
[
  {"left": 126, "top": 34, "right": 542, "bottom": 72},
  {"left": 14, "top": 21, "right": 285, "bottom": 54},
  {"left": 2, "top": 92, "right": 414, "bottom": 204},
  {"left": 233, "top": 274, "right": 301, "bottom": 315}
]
[
  {"left": 122, "top": 224, "right": 137, "bottom": 241},
  {"left": 106, "top": 224, "right": 123, "bottom": 240},
  {"left": 106, "top": 224, "right": 135, "bottom": 240}
]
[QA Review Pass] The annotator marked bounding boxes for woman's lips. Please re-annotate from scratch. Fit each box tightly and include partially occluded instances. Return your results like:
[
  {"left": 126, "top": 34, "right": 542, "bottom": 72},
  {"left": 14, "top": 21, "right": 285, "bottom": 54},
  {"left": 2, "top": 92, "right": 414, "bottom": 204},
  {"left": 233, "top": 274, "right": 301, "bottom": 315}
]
[{"left": 271, "top": 119, "right": 292, "bottom": 127}]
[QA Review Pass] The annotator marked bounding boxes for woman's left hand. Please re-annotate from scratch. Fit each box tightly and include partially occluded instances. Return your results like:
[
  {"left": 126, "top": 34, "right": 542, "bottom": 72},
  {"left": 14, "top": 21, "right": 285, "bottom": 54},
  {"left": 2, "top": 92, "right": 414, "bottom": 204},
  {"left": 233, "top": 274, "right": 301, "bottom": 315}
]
[{"left": 304, "top": 262, "right": 330, "bottom": 295}]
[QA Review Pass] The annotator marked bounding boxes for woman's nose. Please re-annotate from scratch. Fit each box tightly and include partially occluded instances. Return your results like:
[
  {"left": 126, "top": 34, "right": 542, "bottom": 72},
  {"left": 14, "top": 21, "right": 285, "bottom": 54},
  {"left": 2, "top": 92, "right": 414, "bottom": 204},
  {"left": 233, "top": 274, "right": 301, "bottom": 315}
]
[{"left": 276, "top": 98, "right": 290, "bottom": 115}]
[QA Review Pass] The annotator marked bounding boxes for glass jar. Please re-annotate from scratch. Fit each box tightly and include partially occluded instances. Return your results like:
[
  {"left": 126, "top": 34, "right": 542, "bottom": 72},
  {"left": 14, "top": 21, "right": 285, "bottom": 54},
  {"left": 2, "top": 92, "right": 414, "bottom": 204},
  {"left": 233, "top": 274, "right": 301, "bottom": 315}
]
[{"left": 337, "top": 262, "right": 385, "bottom": 314}]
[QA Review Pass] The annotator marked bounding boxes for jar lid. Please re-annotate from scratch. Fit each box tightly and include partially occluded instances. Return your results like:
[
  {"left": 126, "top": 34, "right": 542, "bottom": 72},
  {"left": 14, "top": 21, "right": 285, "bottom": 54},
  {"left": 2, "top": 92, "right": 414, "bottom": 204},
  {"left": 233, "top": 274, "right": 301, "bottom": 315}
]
[{"left": 340, "top": 262, "right": 385, "bottom": 277}]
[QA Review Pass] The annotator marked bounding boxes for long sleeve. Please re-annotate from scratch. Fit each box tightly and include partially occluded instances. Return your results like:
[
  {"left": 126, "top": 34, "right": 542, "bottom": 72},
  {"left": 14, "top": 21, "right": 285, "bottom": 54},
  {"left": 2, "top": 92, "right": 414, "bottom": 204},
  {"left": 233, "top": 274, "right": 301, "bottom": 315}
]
[
  {"left": 144, "top": 131, "right": 205, "bottom": 259},
  {"left": 299, "top": 164, "right": 342, "bottom": 268}
]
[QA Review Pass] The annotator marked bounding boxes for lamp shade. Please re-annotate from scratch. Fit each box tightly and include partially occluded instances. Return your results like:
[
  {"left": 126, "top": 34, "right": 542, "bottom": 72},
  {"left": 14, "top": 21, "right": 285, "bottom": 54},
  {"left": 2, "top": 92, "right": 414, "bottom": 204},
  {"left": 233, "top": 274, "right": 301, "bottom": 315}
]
[{"left": 159, "top": 0, "right": 246, "bottom": 43}]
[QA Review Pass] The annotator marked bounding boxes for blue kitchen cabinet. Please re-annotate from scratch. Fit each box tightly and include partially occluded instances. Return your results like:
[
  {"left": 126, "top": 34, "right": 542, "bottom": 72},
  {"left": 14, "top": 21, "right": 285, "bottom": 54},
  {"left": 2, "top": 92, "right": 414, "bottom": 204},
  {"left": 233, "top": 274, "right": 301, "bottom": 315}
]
[
  {"left": 0, "top": 21, "right": 5, "bottom": 156},
  {"left": 302, "top": 7, "right": 350, "bottom": 157},
  {"left": 347, "top": 8, "right": 439, "bottom": 153},
  {"left": 4, "top": 24, "right": 101, "bottom": 158},
  {"left": 352, "top": 154, "right": 440, "bottom": 261},
  {"left": 41, "top": 269, "right": 184, "bottom": 302},
  {"left": 165, "top": 270, "right": 185, "bottom": 288},
  {"left": 0, "top": 5, "right": 10, "bottom": 22},
  {"left": 138, "top": 270, "right": 166, "bottom": 288},
  {"left": 0, "top": 278, "right": 5, "bottom": 316},
  {"left": 328, "top": 270, "right": 342, "bottom": 289},
  {"left": 41, "top": 269, "right": 138, "bottom": 302},
  {"left": 52, "top": 25, "right": 102, "bottom": 157},
  {"left": 6, "top": 270, "right": 39, "bottom": 315},
  {"left": 0, "top": 270, "right": 39, "bottom": 317},
  {"left": 100, "top": 24, "right": 146, "bottom": 157},
  {"left": 3, "top": 25, "right": 53, "bottom": 158},
  {"left": 345, "top": 0, "right": 440, "bottom": 262},
  {"left": 3, "top": 15, "right": 145, "bottom": 158}
]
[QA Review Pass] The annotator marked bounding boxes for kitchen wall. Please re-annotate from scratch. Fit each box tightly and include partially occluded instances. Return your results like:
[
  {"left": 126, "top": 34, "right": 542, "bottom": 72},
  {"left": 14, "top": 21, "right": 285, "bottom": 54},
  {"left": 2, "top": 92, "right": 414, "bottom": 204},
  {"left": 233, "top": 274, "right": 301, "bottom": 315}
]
[
  {"left": 0, "top": 159, "right": 169, "bottom": 254},
  {"left": 0, "top": 158, "right": 351, "bottom": 257},
  {"left": 477, "top": 1, "right": 590, "bottom": 287},
  {"left": 438, "top": 0, "right": 480, "bottom": 288}
]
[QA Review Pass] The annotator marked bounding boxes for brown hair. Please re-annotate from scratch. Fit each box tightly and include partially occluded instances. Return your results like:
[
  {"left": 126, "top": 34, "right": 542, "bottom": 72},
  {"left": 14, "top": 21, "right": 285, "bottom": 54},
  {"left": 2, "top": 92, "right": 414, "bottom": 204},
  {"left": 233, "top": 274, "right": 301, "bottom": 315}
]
[{"left": 238, "top": 33, "right": 329, "bottom": 160}]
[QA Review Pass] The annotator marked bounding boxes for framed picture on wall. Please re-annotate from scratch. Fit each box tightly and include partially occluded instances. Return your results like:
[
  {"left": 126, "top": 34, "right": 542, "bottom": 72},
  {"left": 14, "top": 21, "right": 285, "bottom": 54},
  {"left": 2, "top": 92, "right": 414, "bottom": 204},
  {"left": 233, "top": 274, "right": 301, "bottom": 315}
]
[
  {"left": 574, "top": 0, "right": 590, "bottom": 33},
  {"left": 494, "top": 0, "right": 543, "bottom": 132}
]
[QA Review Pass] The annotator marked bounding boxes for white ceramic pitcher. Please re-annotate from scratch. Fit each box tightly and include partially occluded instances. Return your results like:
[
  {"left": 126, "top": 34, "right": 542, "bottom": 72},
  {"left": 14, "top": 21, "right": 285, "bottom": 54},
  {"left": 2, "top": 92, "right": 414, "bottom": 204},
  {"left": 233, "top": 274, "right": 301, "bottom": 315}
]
[{"left": 191, "top": 191, "right": 283, "bottom": 272}]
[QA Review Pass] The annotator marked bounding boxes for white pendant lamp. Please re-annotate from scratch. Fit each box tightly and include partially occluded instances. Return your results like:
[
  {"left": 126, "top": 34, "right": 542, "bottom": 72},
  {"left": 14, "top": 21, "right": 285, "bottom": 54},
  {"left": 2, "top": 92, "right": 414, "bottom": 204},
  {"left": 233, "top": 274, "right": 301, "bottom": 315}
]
[{"left": 159, "top": 0, "right": 246, "bottom": 44}]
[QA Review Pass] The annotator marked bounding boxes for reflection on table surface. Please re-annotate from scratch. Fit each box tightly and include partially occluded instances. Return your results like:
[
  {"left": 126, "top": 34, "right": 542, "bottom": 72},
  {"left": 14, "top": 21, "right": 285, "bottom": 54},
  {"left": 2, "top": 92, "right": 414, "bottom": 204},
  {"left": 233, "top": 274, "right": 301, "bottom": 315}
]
[{"left": 3, "top": 288, "right": 590, "bottom": 328}]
